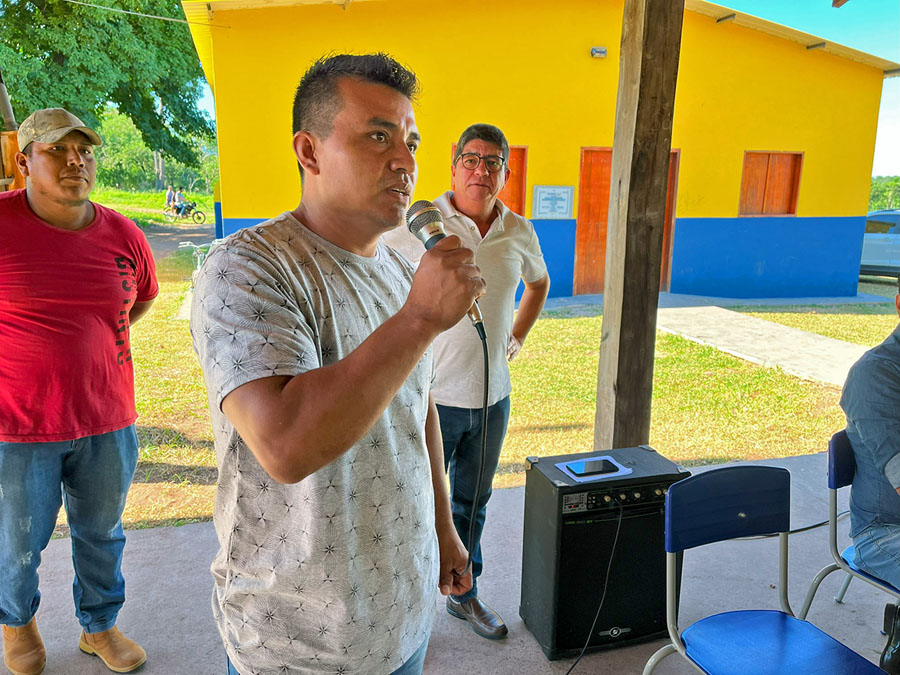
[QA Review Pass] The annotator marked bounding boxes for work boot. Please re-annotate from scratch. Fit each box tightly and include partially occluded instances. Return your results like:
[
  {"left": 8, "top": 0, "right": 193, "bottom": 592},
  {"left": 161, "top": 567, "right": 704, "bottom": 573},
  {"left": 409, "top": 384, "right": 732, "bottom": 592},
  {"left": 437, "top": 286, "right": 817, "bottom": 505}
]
[
  {"left": 2, "top": 617, "right": 46, "bottom": 675},
  {"left": 881, "top": 603, "right": 900, "bottom": 674},
  {"left": 78, "top": 626, "right": 146, "bottom": 673}
]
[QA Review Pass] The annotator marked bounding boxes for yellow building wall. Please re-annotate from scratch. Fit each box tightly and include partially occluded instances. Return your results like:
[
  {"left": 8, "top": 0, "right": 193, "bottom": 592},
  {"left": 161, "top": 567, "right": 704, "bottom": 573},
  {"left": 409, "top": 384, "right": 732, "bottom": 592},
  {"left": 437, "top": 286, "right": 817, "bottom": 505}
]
[
  {"left": 676, "top": 12, "right": 882, "bottom": 218},
  {"left": 207, "top": 0, "right": 882, "bottom": 222}
]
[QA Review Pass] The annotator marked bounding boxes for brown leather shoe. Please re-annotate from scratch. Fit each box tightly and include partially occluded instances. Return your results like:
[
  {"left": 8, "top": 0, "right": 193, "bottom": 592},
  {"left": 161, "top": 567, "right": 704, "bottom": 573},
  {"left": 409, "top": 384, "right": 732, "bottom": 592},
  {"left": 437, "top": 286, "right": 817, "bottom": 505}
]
[
  {"left": 78, "top": 626, "right": 146, "bottom": 673},
  {"left": 2, "top": 617, "right": 46, "bottom": 675},
  {"left": 446, "top": 596, "right": 508, "bottom": 639}
]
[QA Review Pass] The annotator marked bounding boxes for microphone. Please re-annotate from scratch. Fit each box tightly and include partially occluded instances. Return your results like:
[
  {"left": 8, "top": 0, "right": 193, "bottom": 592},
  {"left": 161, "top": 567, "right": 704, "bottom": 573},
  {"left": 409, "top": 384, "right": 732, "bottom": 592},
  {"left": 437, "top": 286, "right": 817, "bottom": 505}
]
[{"left": 406, "top": 200, "right": 484, "bottom": 327}]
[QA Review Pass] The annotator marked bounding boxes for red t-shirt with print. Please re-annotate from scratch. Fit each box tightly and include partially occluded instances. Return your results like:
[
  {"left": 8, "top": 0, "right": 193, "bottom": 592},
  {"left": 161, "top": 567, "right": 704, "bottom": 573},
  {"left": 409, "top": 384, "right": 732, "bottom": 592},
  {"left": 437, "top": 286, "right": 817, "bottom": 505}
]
[{"left": 0, "top": 189, "right": 159, "bottom": 442}]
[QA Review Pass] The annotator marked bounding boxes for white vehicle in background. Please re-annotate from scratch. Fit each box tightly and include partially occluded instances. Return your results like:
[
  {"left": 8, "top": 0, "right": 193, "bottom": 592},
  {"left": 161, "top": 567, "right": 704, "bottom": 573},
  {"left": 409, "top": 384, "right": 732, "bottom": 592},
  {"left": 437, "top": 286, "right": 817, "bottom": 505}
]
[{"left": 860, "top": 210, "right": 900, "bottom": 276}]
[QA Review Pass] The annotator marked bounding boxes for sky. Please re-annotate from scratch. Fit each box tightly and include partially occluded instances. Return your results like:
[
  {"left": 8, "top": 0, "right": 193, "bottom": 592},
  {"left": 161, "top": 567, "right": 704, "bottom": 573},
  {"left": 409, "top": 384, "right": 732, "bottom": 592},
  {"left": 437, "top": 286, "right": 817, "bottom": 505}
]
[{"left": 196, "top": 0, "right": 899, "bottom": 176}]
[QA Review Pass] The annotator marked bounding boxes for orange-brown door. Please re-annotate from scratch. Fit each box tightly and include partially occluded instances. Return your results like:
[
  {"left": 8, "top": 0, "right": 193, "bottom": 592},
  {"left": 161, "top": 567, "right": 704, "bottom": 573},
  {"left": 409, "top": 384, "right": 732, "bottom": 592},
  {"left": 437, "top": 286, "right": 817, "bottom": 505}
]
[
  {"left": 498, "top": 146, "right": 527, "bottom": 215},
  {"left": 450, "top": 145, "right": 527, "bottom": 216},
  {"left": 574, "top": 148, "right": 678, "bottom": 294},
  {"left": 659, "top": 151, "right": 680, "bottom": 291},
  {"left": 574, "top": 148, "right": 613, "bottom": 294}
]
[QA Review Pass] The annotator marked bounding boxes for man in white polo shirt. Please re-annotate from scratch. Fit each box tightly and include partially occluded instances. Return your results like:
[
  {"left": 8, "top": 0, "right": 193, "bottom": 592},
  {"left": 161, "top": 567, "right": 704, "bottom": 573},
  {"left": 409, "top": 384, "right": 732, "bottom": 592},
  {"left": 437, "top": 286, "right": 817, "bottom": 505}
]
[{"left": 384, "top": 123, "right": 549, "bottom": 639}]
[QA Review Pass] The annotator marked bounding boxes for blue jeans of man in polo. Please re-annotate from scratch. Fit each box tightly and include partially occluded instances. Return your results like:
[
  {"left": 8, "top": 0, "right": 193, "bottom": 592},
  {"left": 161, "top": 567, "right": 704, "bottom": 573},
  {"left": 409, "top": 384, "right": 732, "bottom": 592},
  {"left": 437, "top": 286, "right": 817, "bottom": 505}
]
[
  {"left": 0, "top": 426, "right": 139, "bottom": 632},
  {"left": 437, "top": 396, "right": 510, "bottom": 602}
]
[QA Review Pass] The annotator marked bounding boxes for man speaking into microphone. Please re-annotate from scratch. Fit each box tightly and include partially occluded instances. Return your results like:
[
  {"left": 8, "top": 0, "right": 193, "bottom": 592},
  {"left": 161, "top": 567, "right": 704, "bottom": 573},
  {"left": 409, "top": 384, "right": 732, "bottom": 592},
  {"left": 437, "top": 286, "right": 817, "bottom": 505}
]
[
  {"left": 191, "top": 54, "right": 482, "bottom": 675},
  {"left": 384, "top": 123, "right": 549, "bottom": 639}
]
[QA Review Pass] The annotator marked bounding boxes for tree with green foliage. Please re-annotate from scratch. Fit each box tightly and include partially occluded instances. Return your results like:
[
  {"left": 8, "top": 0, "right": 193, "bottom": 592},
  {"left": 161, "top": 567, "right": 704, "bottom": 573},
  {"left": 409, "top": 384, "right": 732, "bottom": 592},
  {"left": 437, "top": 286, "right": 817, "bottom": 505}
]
[
  {"left": 95, "top": 105, "right": 155, "bottom": 188},
  {"left": 0, "top": 0, "right": 213, "bottom": 166},
  {"left": 870, "top": 176, "right": 900, "bottom": 211},
  {"left": 96, "top": 106, "right": 217, "bottom": 191}
]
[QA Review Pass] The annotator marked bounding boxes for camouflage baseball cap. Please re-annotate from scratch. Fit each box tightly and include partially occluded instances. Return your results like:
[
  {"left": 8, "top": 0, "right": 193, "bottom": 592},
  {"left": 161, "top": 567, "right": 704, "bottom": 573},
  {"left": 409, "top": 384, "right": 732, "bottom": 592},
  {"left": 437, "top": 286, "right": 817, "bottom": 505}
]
[{"left": 17, "top": 108, "right": 102, "bottom": 151}]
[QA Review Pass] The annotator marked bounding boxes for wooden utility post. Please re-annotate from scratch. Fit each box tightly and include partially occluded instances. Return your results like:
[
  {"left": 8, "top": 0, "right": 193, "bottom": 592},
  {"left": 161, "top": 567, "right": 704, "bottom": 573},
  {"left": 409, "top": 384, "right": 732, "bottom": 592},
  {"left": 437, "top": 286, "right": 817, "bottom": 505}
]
[{"left": 594, "top": 0, "right": 685, "bottom": 450}]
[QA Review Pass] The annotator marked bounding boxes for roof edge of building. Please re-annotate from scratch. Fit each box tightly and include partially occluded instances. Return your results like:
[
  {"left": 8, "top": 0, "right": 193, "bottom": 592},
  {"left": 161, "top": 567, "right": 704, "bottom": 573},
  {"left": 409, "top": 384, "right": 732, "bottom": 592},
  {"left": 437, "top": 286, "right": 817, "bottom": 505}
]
[
  {"left": 181, "top": 0, "right": 900, "bottom": 86},
  {"left": 688, "top": 0, "right": 900, "bottom": 77}
]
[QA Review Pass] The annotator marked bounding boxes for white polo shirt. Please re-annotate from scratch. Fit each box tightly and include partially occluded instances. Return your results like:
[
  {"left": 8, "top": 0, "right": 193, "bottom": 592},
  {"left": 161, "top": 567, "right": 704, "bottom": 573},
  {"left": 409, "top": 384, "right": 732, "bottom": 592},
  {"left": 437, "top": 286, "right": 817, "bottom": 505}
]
[{"left": 383, "top": 191, "right": 547, "bottom": 409}]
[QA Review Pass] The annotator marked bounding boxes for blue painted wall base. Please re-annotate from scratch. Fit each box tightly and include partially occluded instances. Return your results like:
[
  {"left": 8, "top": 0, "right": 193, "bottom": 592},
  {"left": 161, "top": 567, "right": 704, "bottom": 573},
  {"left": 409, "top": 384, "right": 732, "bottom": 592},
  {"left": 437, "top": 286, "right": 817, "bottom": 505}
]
[
  {"left": 223, "top": 217, "right": 577, "bottom": 300},
  {"left": 223, "top": 217, "right": 267, "bottom": 236},
  {"left": 526, "top": 219, "right": 576, "bottom": 300},
  {"left": 669, "top": 216, "right": 865, "bottom": 298},
  {"left": 222, "top": 215, "right": 864, "bottom": 300},
  {"left": 214, "top": 202, "right": 225, "bottom": 239}
]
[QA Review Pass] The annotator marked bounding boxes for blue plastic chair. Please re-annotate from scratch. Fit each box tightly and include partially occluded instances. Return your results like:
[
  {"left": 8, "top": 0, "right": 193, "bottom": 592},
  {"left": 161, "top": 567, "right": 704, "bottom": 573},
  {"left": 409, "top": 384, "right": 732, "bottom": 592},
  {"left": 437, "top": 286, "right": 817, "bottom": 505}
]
[
  {"left": 642, "top": 465, "right": 883, "bottom": 675},
  {"left": 798, "top": 429, "right": 900, "bottom": 620}
]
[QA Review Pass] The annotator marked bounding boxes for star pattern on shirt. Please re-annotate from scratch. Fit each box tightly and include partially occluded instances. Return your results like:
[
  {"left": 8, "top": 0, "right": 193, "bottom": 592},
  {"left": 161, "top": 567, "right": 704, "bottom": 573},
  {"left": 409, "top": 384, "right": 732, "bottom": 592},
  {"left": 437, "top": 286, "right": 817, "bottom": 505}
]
[{"left": 190, "top": 214, "right": 437, "bottom": 675}]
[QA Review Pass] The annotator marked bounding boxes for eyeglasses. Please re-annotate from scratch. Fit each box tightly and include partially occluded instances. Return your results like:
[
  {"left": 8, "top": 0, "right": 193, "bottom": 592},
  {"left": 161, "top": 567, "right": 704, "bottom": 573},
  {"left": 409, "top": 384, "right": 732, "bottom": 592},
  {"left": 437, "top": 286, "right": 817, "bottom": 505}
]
[{"left": 457, "top": 152, "right": 505, "bottom": 173}]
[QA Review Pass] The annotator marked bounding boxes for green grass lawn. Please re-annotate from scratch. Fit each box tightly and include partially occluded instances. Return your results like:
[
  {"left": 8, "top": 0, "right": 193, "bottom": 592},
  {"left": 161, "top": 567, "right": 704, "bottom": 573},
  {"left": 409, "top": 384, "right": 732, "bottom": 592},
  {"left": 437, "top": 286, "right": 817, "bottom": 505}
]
[
  {"left": 54, "top": 250, "right": 216, "bottom": 536},
  {"left": 91, "top": 187, "right": 214, "bottom": 230},
  {"left": 93, "top": 186, "right": 213, "bottom": 211},
  {"left": 112, "top": 264, "right": 845, "bottom": 526},
  {"left": 497, "top": 310, "right": 843, "bottom": 487},
  {"left": 126, "top": 250, "right": 217, "bottom": 530}
]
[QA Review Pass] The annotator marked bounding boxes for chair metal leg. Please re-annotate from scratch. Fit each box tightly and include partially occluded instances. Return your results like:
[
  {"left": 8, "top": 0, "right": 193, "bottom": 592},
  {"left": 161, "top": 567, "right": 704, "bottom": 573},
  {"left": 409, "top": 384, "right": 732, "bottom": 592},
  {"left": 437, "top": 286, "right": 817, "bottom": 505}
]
[
  {"left": 835, "top": 572, "right": 852, "bottom": 603},
  {"left": 798, "top": 562, "right": 841, "bottom": 620},
  {"left": 642, "top": 643, "right": 678, "bottom": 675}
]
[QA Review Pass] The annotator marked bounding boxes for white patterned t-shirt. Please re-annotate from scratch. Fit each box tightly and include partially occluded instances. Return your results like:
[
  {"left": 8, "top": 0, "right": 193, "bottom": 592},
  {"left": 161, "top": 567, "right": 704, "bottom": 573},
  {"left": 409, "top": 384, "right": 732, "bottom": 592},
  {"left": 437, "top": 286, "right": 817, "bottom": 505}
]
[{"left": 190, "top": 212, "right": 438, "bottom": 675}]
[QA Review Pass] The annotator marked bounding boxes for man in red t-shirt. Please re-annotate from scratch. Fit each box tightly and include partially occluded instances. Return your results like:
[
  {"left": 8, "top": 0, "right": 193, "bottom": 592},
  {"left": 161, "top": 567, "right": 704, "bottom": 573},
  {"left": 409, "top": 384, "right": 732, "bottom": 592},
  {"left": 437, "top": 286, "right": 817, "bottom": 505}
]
[{"left": 0, "top": 108, "right": 158, "bottom": 675}]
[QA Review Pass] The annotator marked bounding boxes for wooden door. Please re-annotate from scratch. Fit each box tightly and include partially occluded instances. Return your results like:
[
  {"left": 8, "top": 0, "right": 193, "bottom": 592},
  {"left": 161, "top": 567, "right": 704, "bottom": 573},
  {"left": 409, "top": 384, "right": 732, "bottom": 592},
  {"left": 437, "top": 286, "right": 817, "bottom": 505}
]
[
  {"left": 451, "top": 144, "right": 527, "bottom": 216},
  {"left": 574, "top": 148, "right": 678, "bottom": 294},
  {"left": 499, "top": 146, "right": 527, "bottom": 215},
  {"left": 659, "top": 150, "right": 680, "bottom": 290},
  {"left": 574, "top": 148, "right": 613, "bottom": 294}
]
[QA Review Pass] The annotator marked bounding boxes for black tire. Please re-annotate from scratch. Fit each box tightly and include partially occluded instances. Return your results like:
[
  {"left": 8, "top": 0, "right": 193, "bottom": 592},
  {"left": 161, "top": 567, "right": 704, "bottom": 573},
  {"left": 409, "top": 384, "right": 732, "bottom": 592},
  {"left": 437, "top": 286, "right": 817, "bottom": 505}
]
[
  {"left": 164, "top": 210, "right": 177, "bottom": 223},
  {"left": 192, "top": 210, "right": 207, "bottom": 224}
]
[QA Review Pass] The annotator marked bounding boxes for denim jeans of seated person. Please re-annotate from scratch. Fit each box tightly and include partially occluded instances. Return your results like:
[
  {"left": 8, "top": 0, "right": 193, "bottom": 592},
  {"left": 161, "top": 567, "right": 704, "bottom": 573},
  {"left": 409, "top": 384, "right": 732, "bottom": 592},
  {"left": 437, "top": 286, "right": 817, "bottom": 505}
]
[{"left": 853, "top": 522, "right": 900, "bottom": 589}]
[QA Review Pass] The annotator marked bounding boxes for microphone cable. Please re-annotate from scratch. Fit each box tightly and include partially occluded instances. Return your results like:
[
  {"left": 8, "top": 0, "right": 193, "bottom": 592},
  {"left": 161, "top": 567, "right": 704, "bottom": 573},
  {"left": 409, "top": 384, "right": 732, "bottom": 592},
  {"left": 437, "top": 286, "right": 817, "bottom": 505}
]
[
  {"left": 738, "top": 509, "right": 850, "bottom": 540},
  {"left": 565, "top": 505, "right": 624, "bottom": 675},
  {"left": 460, "top": 322, "right": 489, "bottom": 578},
  {"left": 403, "top": 198, "right": 490, "bottom": 581}
]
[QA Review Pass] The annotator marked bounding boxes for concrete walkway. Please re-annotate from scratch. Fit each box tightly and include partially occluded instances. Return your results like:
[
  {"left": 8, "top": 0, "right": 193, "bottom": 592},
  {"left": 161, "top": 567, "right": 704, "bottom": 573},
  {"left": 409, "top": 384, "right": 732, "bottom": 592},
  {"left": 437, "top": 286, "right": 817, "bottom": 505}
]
[
  {"left": 544, "top": 290, "right": 891, "bottom": 387},
  {"left": 656, "top": 305, "right": 868, "bottom": 387}
]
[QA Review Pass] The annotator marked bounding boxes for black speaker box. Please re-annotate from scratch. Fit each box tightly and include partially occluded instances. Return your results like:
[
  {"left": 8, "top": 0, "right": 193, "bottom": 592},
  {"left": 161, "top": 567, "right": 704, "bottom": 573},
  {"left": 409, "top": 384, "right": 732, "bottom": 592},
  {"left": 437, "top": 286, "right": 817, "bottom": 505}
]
[{"left": 519, "top": 446, "right": 688, "bottom": 660}]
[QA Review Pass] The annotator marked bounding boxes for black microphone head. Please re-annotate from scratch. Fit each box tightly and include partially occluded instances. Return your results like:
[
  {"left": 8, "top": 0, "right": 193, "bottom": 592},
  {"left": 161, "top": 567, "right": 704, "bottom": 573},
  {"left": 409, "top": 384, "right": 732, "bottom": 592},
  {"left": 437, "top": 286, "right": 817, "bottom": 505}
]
[{"left": 406, "top": 200, "right": 443, "bottom": 236}]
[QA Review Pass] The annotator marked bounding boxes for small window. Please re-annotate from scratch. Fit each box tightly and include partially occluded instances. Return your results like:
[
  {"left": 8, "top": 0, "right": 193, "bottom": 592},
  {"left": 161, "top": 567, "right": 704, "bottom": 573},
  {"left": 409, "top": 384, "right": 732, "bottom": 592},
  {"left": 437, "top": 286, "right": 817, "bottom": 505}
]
[{"left": 739, "top": 152, "right": 802, "bottom": 216}]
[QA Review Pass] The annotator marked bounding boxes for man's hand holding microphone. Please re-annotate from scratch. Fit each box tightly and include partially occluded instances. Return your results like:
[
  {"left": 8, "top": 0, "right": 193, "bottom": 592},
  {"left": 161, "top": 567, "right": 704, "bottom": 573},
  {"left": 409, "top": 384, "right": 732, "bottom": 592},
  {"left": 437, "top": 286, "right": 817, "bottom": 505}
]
[{"left": 401, "top": 200, "right": 486, "bottom": 338}]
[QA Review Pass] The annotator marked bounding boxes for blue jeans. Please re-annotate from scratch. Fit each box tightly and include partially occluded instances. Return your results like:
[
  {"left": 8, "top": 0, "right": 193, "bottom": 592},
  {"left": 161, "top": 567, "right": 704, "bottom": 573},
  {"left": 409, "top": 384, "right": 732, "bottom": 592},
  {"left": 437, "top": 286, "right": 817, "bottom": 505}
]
[
  {"left": 0, "top": 426, "right": 139, "bottom": 632},
  {"left": 225, "top": 635, "right": 429, "bottom": 674},
  {"left": 437, "top": 397, "right": 510, "bottom": 602},
  {"left": 853, "top": 522, "right": 900, "bottom": 589}
]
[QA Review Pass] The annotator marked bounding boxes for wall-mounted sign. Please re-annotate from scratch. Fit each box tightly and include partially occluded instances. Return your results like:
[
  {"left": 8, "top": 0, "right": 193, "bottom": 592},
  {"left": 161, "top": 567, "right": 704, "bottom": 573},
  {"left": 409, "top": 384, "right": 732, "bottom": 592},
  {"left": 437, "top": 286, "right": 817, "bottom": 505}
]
[{"left": 533, "top": 185, "right": 574, "bottom": 219}]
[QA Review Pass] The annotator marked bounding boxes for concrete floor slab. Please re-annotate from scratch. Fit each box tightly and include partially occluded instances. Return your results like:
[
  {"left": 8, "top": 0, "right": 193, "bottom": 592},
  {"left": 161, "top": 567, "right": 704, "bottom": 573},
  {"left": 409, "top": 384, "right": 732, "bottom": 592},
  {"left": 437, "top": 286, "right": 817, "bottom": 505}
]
[{"left": 6, "top": 454, "right": 889, "bottom": 675}]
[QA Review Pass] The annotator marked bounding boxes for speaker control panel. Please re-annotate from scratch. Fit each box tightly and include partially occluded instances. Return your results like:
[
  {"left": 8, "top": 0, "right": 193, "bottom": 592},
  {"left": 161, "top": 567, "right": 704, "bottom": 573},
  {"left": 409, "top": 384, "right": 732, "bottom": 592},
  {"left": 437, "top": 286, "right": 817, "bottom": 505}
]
[{"left": 562, "top": 483, "right": 668, "bottom": 513}]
